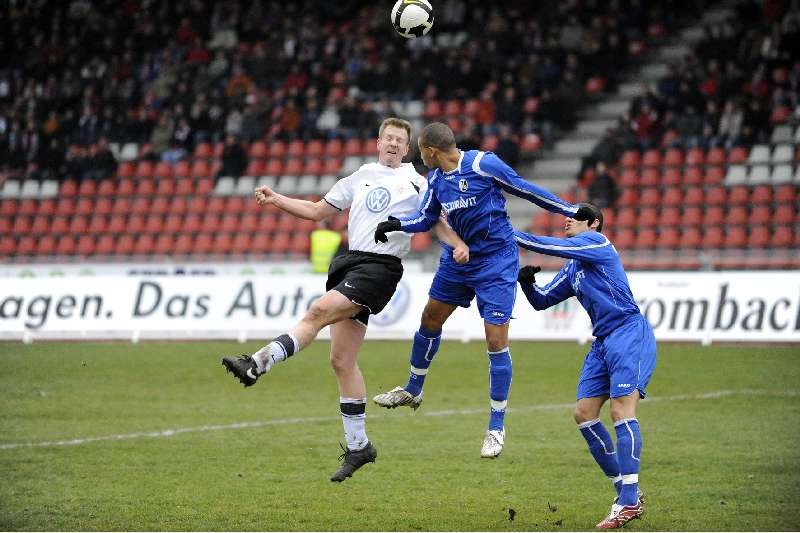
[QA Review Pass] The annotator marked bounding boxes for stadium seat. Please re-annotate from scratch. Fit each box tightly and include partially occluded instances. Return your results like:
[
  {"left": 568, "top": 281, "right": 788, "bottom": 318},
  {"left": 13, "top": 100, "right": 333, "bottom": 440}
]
[
  {"left": 117, "top": 161, "right": 135, "bottom": 179},
  {"left": 619, "top": 150, "right": 641, "bottom": 167},
  {"left": 175, "top": 178, "right": 195, "bottom": 196},
  {"left": 748, "top": 165, "right": 770, "bottom": 184},
  {"left": 18, "top": 198, "right": 38, "bottom": 215},
  {"left": 127, "top": 214, "right": 146, "bottom": 233},
  {"left": 150, "top": 234, "right": 173, "bottom": 255},
  {"left": 107, "top": 215, "right": 126, "bottom": 234},
  {"left": 287, "top": 140, "right": 305, "bottom": 158},
  {"left": 725, "top": 165, "right": 747, "bottom": 185},
  {"left": 78, "top": 179, "right": 97, "bottom": 197},
  {"left": 663, "top": 148, "right": 683, "bottom": 166},
  {"left": 271, "top": 140, "right": 288, "bottom": 159},
  {"left": 706, "top": 147, "right": 726, "bottom": 165},
  {"left": 638, "top": 207, "right": 659, "bottom": 226},
  {"left": 144, "top": 214, "right": 164, "bottom": 234},
  {"left": 640, "top": 168, "right": 660, "bottom": 187},
  {"left": 36, "top": 234, "right": 56, "bottom": 256},
  {"left": 661, "top": 187, "right": 682, "bottom": 206},
  {"left": 634, "top": 228, "right": 658, "bottom": 249},
  {"left": 704, "top": 226, "right": 725, "bottom": 248},
  {"left": 186, "top": 196, "right": 208, "bottom": 214},
  {"left": 302, "top": 158, "right": 324, "bottom": 176},
  {"left": 423, "top": 100, "right": 443, "bottom": 119},
  {"left": 155, "top": 178, "right": 176, "bottom": 196},
  {"left": 771, "top": 225, "right": 794, "bottom": 248},
  {"left": 747, "top": 225, "right": 771, "bottom": 248},
  {"left": 135, "top": 160, "right": 154, "bottom": 179},
  {"left": 728, "top": 185, "right": 750, "bottom": 205},
  {"left": 192, "top": 233, "right": 213, "bottom": 254},
  {"left": 113, "top": 234, "right": 135, "bottom": 256},
  {"left": 249, "top": 232, "right": 272, "bottom": 254},
  {"left": 153, "top": 161, "right": 173, "bottom": 179},
  {"left": 618, "top": 169, "right": 639, "bottom": 187},
  {"left": 290, "top": 232, "right": 310, "bottom": 254},
  {"left": 727, "top": 206, "right": 748, "bottom": 225},
  {"left": 194, "top": 142, "right": 213, "bottom": 159},
  {"left": 135, "top": 178, "right": 156, "bottom": 196},
  {"left": 682, "top": 186, "right": 704, "bottom": 205},
  {"left": 750, "top": 205, "right": 772, "bottom": 224},
  {"left": 770, "top": 164, "right": 792, "bottom": 184},
  {"left": 69, "top": 215, "right": 88, "bottom": 234},
  {"left": 659, "top": 206, "right": 681, "bottom": 226},
  {"left": 249, "top": 141, "right": 268, "bottom": 158},
  {"left": 614, "top": 228, "right": 635, "bottom": 250},
  {"left": 325, "top": 138, "right": 343, "bottom": 158},
  {"left": 12, "top": 215, "right": 32, "bottom": 234},
  {"left": 680, "top": 206, "right": 702, "bottom": 226},
  {"left": 76, "top": 235, "right": 96, "bottom": 256},
  {"left": 50, "top": 215, "right": 69, "bottom": 234},
  {"left": 56, "top": 235, "right": 77, "bottom": 256},
  {"left": 680, "top": 227, "right": 702, "bottom": 248},
  {"left": 703, "top": 206, "right": 725, "bottom": 226},
  {"left": 180, "top": 214, "right": 201, "bottom": 233},
  {"left": 771, "top": 144, "right": 794, "bottom": 164},
  {"left": 685, "top": 148, "right": 705, "bottom": 166},
  {"left": 682, "top": 167, "right": 703, "bottom": 186},
  {"left": 747, "top": 144, "right": 771, "bottom": 165},
  {"left": 265, "top": 159, "right": 285, "bottom": 176},
  {"left": 172, "top": 160, "right": 190, "bottom": 179},
  {"left": 705, "top": 186, "right": 727, "bottom": 205},
  {"left": 617, "top": 188, "right": 639, "bottom": 205},
  {"left": 87, "top": 214, "right": 108, "bottom": 234},
  {"left": 727, "top": 147, "right": 749, "bottom": 164},
  {"left": 191, "top": 160, "right": 212, "bottom": 179},
  {"left": 661, "top": 167, "right": 681, "bottom": 186},
  {"left": 151, "top": 196, "right": 170, "bottom": 215},
  {"left": 642, "top": 150, "right": 661, "bottom": 167},
  {"left": 774, "top": 184, "right": 797, "bottom": 204},
  {"left": 16, "top": 236, "right": 36, "bottom": 256},
  {"left": 271, "top": 232, "right": 290, "bottom": 254},
  {"left": 658, "top": 227, "right": 681, "bottom": 249},
  {"left": 725, "top": 225, "right": 748, "bottom": 248},
  {"left": 703, "top": 166, "right": 725, "bottom": 185}
]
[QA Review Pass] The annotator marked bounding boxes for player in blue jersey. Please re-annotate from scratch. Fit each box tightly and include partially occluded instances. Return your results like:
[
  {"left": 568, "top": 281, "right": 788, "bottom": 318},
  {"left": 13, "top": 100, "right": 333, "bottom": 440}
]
[
  {"left": 372, "top": 122, "right": 592, "bottom": 457},
  {"left": 514, "top": 203, "right": 656, "bottom": 529}
]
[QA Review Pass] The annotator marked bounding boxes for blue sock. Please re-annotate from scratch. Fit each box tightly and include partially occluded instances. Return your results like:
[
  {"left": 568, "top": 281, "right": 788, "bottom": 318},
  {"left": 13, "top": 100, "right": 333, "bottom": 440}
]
[
  {"left": 614, "top": 418, "right": 642, "bottom": 506},
  {"left": 403, "top": 326, "right": 441, "bottom": 397},
  {"left": 488, "top": 348, "right": 512, "bottom": 431},
  {"left": 578, "top": 419, "right": 622, "bottom": 495}
]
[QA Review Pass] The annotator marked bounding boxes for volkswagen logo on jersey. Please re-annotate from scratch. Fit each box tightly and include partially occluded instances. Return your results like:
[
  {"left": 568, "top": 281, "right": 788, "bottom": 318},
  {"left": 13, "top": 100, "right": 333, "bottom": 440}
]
[
  {"left": 372, "top": 280, "right": 410, "bottom": 327},
  {"left": 459, "top": 178, "right": 468, "bottom": 192},
  {"left": 365, "top": 186, "right": 392, "bottom": 213}
]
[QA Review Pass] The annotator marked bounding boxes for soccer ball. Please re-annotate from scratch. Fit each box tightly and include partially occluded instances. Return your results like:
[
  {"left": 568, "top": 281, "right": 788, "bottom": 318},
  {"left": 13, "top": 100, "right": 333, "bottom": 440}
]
[{"left": 391, "top": 0, "right": 434, "bottom": 39}]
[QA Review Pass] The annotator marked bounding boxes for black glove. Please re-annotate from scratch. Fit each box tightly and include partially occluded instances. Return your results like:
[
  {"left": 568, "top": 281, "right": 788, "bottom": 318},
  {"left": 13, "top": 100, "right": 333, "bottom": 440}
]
[
  {"left": 374, "top": 217, "right": 402, "bottom": 243},
  {"left": 517, "top": 265, "right": 541, "bottom": 285},
  {"left": 573, "top": 205, "right": 594, "bottom": 221}
]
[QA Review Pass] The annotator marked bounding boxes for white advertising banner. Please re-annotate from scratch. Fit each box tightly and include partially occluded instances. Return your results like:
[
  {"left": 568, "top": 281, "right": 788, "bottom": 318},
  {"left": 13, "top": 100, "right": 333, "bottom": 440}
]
[{"left": 0, "top": 271, "right": 798, "bottom": 343}]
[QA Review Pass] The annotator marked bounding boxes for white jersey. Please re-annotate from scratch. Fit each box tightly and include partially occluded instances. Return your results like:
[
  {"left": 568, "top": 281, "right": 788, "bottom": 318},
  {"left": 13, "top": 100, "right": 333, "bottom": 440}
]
[{"left": 324, "top": 162, "right": 428, "bottom": 258}]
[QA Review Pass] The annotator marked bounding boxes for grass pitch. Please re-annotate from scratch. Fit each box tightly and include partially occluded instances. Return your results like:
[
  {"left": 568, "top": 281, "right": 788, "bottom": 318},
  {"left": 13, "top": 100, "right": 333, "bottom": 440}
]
[{"left": 1, "top": 340, "right": 799, "bottom": 531}]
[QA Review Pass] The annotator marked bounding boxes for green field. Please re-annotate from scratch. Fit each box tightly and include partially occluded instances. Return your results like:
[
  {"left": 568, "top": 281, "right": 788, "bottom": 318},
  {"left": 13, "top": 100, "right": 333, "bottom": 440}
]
[{"left": 1, "top": 340, "right": 799, "bottom": 531}]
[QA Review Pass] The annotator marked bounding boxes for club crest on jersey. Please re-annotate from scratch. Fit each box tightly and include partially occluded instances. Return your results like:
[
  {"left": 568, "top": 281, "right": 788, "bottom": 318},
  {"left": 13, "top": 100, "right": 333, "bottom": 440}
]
[
  {"left": 366, "top": 186, "right": 391, "bottom": 213},
  {"left": 459, "top": 178, "right": 469, "bottom": 192}
]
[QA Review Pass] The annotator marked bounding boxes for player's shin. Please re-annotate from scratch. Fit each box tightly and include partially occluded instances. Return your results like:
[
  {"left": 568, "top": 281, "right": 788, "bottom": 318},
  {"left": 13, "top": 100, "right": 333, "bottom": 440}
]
[
  {"left": 252, "top": 333, "right": 299, "bottom": 372},
  {"left": 614, "top": 418, "right": 642, "bottom": 506},
  {"left": 404, "top": 326, "right": 441, "bottom": 396},
  {"left": 577, "top": 419, "right": 622, "bottom": 495},
  {"left": 340, "top": 397, "right": 369, "bottom": 450},
  {"left": 488, "top": 348, "right": 512, "bottom": 430}
]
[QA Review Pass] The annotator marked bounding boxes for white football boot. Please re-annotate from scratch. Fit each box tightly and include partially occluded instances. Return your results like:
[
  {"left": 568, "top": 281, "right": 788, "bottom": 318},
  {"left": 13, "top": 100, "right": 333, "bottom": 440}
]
[
  {"left": 480, "top": 428, "right": 505, "bottom": 458},
  {"left": 372, "top": 386, "right": 423, "bottom": 410}
]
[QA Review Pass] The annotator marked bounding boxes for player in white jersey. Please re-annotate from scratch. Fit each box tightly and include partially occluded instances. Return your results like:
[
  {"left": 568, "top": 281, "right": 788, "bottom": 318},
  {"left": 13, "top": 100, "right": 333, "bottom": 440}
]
[{"left": 222, "top": 118, "right": 468, "bottom": 482}]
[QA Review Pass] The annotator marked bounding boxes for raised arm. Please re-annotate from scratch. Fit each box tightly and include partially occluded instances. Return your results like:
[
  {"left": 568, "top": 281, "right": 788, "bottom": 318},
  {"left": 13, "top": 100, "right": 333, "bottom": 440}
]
[
  {"left": 474, "top": 151, "right": 579, "bottom": 217},
  {"left": 255, "top": 185, "right": 339, "bottom": 221},
  {"left": 514, "top": 229, "right": 613, "bottom": 262}
]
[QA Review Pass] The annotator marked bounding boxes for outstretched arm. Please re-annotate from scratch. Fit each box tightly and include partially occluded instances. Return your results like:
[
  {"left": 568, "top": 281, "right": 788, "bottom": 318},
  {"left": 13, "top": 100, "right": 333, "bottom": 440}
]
[
  {"left": 474, "top": 151, "right": 579, "bottom": 217},
  {"left": 255, "top": 185, "right": 339, "bottom": 221},
  {"left": 514, "top": 229, "right": 613, "bottom": 262}
]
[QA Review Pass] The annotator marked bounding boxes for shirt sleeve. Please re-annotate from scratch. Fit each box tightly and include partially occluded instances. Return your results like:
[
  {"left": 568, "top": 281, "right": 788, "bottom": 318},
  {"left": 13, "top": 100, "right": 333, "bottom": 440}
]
[
  {"left": 474, "top": 151, "right": 578, "bottom": 217},
  {"left": 514, "top": 230, "right": 614, "bottom": 262},
  {"left": 396, "top": 174, "right": 441, "bottom": 233},
  {"left": 520, "top": 263, "right": 575, "bottom": 310},
  {"left": 323, "top": 174, "right": 354, "bottom": 210}
]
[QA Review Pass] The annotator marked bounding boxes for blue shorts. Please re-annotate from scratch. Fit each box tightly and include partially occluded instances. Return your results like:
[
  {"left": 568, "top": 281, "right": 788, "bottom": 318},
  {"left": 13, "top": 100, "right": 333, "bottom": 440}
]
[
  {"left": 576, "top": 314, "right": 657, "bottom": 400},
  {"left": 428, "top": 243, "right": 519, "bottom": 325}
]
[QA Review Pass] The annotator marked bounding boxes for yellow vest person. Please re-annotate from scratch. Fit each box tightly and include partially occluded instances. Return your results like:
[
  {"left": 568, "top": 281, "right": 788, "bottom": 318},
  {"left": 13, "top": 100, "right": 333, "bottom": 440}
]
[{"left": 310, "top": 228, "right": 342, "bottom": 273}]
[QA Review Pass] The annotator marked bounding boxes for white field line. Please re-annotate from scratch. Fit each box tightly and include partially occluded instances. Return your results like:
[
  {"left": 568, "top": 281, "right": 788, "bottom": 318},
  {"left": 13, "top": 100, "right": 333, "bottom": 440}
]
[{"left": 1, "top": 388, "right": 796, "bottom": 451}]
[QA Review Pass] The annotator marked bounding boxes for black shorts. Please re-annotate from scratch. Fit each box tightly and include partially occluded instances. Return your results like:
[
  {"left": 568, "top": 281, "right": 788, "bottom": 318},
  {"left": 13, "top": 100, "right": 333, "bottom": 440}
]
[{"left": 326, "top": 251, "right": 403, "bottom": 326}]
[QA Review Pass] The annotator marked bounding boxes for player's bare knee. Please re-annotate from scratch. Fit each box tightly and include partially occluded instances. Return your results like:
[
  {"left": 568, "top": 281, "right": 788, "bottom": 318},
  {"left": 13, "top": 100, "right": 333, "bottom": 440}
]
[
  {"left": 420, "top": 307, "right": 446, "bottom": 330},
  {"left": 304, "top": 301, "right": 333, "bottom": 328},
  {"left": 329, "top": 353, "right": 355, "bottom": 375}
]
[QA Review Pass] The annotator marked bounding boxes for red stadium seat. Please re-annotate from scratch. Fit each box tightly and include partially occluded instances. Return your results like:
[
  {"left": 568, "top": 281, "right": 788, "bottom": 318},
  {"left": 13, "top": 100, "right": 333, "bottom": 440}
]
[
  {"left": 50, "top": 216, "right": 69, "bottom": 234},
  {"left": 746, "top": 225, "right": 771, "bottom": 248},
  {"left": 325, "top": 139, "right": 343, "bottom": 158},
  {"left": 680, "top": 227, "right": 702, "bottom": 248},
  {"left": 640, "top": 168, "right": 660, "bottom": 187},
  {"left": 634, "top": 228, "right": 658, "bottom": 249},
  {"left": 287, "top": 140, "right": 305, "bottom": 158},
  {"left": 614, "top": 228, "right": 635, "bottom": 250},
  {"left": 181, "top": 214, "right": 202, "bottom": 233},
  {"left": 290, "top": 232, "right": 310, "bottom": 254},
  {"left": 144, "top": 214, "right": 164, "bottom": 234},
  {"left": 638, "top": 207, "right": 659, "bottom": 226},
  {"left": 620, "top": 150, "right": 641, "bottom": 167},
  {"left": 175, "top": 178, "right": 195, "bottom": 196},
  {"left": 771, "top": 225, "right": 794, "bottom": 248},
  {"left": 727, "top": 206, "right": 748, "bottom": 225},
  {"left": 660, "top": 206, "right": 681, "bottom": 226},
  {"left": 249, "top": 141, "right": 268, "bottom": 158},
  {"left": 658, "top": 227, "right": 681, "bottom": 249},
  {"left": 155, "top": 178, "right": 176, "bottom": 196},
  {"left": 265, "top": 159, "right": 285, "bottom": 176},
  {"left": 725, "top": 225, "right": 747, "bottom": 248},
  {"left": 150, "top": 196, "right": 170, "bottom": 214},
  {"left": 702, "top": 206, "right": 724, "bottom": 226},
  {"left": 748, "top": 205, "right": 771, "bottom": 225},
  {"left": 705, "top": 186, "right": 727, "bottom": 205},
  {"left": 642, "top": 150, "right": 661, "bottom": 167},
  {"left": 343, "top": 138, "right": 363, "bottom": 157},
  {"left": 196, "top": 178, "right": 214, "bottom": 195},
  {"left": 78, "top": 179, "right": 97, "bottom": 197},
  {"left": 76, "top": 235, "right": 96, "bottom": 256},
  {"left": 127, "top": 214, "right": 146, "bottom": 233},
  {"left": 107, "top": 215, "right": 126, "bottom": 234},
  {"left": 186, "top": 197, "right": 208, "bottom": 214},
  {"left": 703, "top": 226, "right": 725, "bottom": 248},
  {"left": 661, "top": 187, "right": 682, "bottom": 206},
  {"left": 192, "top": 233, "right": 213, "bottom": 254},
  {"left": 424, "top": 100, "right": 443, "bottom": 118},
  {"left": 617, "top": 188, "right": 639, "bottom": 206},
  {"left": 0, "top": 201, "right": 16, "bottom": 218},
  {"left": 135, "top": 178, "right": 156, "bottom": 196},
  {"left": 56, "top": 235, "right": 77, "bottom": 256},
  {"left": 727, "top": 147, "right": 748, "bottom": 164},
  {"left": 728, "top": 186, "right": 749, "bottom": 205},
  {"left": 191, "top": 160, "right": 212, "bottom": 179},
  {"left": 135, "top": 160, "right": 155, "bottom": 179},
  {"left": 87, "top": 214, "right": 108, "bottom": 234},
  {"left": 662, "top": 167, "right": 681, "bottom": 186},
  {"left": 16, "top": 236, "right": 36, "bottom": 256},
  {"left": 774, "top": 184, "right": 797, "bottom": 204},
  {"left": 271, "top": 232, "right": 290, "bottom": 254},
  {"left": 117, "top": 161, "right": 135, "bottom": 179},
  {"left": 322, "top": 158, "right": 343, "bottom": 175},
  {"left": 36, "top": 234, "right": 56, "bottom": 256},
  {"left": 618, "top": 169, "right": 639, "bottom": 187},
  {"left": 194, "top": 142, "right": 213, "bottom": 159},
  {"left": 303, "top": 158, "right": 324, "bottom": 175},
  {"left": 151, "top": 233, "right": 173, "bottom": 255},
  {"left": 172, "top": 160, "right": 190, "bottom": 179},
  {"left": 682, "top": 167, "right": 703, "bottom": 186},
  {"left": 133, "top": 234, "right": 155, "bottom": 255},
  {"left": 685, "top": 148, "right": 705, "bottom": 166},
  {"left": 114, "top": 234, "right": 135, "bottom": 256},
  {"left": 153, "top": 161, "right": 173, "bottom": 179},
  {"left": 12, "top": 215, "right": 32, "bottom": 234},
  {"left": 705, "top": 167, "right": 725, "bottom": 187},
  {"left": 706, "top": 148, "right": 726, "bottom": 165},
  {"left": 663, "top": 148, "right": 683, "bottom": 166},
  {"left": 69, "top": 215, "right": 88, "bottom": 234},
  {"left": 206, "top": 197, "right": 226, "bottom": 213},
  {"left": 750, "top": 185, "right": 772, "bottom": 204}
]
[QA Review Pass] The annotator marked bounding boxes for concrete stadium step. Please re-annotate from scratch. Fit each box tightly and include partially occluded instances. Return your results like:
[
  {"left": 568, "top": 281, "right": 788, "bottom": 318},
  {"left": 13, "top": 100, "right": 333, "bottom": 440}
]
[
  {"left": 576, "top": 119, "right": 618, "bottom": 136},
  {"left": 531, "top": 158, "right": 582, "bottom": 180},
  {"left": 554, "top": 138, "right": 596, "bottom": 157},
  {"left": 593, "top": 98, "right": 632, "bottom": 118}
]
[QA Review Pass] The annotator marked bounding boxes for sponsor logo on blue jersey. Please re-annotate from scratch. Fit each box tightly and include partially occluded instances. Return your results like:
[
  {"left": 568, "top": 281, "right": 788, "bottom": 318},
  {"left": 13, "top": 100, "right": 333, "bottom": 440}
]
[
  {"left": 441, "top": 195, "right": 477, "bottom": 213},
  {"left": 366, "top": 187, "right": 392, "bottom": 213}
]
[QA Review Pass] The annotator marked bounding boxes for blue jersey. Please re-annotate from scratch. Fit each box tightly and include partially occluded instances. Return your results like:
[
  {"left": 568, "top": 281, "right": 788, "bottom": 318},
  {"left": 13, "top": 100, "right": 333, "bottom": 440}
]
[
  {"left": 397, "top": 150, "right": 578, "bottom": 256},
  {"left": 514, "top": 229, "right": 642, "bottom": 338}
]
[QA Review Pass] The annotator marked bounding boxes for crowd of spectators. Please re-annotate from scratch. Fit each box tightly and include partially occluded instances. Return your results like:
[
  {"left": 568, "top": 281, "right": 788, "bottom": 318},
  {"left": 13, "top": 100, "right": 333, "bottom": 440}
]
[
  {"left": 1, "top": 0, "right": 702, "bottom": 182},
  {"left": 589, "top": 0, "right": 800, "bottom": 164}
]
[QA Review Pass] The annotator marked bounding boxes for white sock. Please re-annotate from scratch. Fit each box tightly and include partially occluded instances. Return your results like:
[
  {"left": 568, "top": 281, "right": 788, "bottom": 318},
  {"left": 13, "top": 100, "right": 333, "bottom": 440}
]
[
  {"left": 252, "top": 333, "right": 299, "bottom": 373},
  {"left": 340, "top": 397, "right": 368, "bottom": 451}
]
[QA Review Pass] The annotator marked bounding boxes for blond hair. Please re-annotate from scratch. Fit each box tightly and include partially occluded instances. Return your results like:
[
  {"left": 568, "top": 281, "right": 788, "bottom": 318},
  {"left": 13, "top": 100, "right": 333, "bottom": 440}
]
[{"left": 378, "top": 117, "right": 412, "bottom": 145}]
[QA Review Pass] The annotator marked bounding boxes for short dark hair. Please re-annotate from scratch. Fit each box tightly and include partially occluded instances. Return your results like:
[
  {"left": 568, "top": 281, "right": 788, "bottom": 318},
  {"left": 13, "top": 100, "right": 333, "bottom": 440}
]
[
  {"left": 419, "top": 122, "right": 456, "bottom": 150},
  {"left": 580, "top": 202, "right": 604, "bottom": 232}
]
